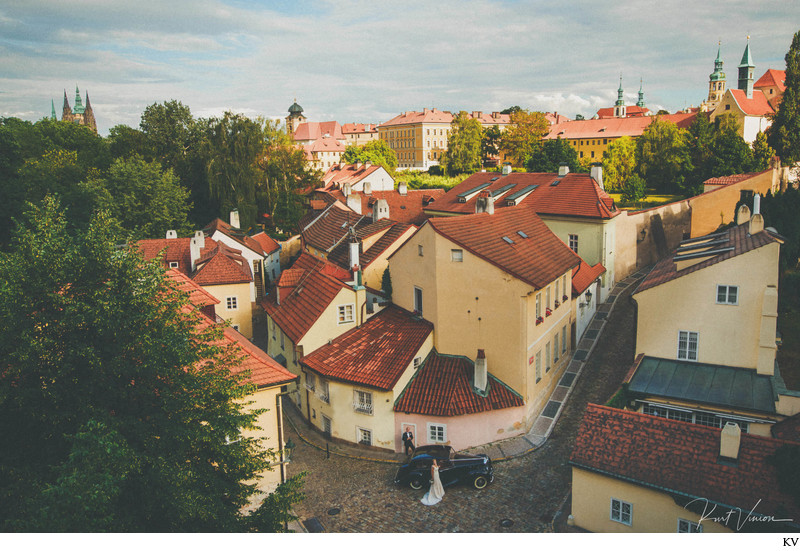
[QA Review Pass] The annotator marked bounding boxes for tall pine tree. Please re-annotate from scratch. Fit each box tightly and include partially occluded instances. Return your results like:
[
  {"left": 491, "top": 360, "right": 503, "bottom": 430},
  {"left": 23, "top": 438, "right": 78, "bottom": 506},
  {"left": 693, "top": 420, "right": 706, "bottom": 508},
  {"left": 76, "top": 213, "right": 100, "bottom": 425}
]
[{"left": 767, "top": 30, "right": 800, "bottom": 165}]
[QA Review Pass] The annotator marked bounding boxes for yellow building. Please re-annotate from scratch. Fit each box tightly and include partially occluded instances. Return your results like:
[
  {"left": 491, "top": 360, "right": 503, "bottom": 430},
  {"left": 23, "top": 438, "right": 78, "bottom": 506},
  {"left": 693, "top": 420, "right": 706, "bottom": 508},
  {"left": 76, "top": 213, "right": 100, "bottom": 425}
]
[
  {"left": 570, "top": 403, "right": 800, "bottom": 533},
  {"left": 387, "top": 206, "right": 581, "bottom": 429},
  {"left": 378, "top": 109, "right": 509, "bottom": 171}
]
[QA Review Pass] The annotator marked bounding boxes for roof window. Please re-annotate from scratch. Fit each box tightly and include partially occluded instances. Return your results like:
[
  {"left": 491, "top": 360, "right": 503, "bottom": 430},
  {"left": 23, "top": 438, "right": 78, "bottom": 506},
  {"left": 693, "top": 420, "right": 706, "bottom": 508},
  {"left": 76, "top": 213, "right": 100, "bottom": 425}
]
[
  {"left": 502, "top": 236, "right": 514, "bottom": 245},
  {"left": 517, "top": 231, "right": 529, "bottom": 239}
]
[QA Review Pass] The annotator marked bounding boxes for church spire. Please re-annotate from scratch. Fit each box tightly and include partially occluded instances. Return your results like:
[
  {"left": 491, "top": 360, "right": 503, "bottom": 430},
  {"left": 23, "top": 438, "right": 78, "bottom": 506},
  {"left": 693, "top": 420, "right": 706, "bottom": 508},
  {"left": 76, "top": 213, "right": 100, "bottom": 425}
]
[
  {"left": 738, "top": 36, "right": 755, "bottom": 99},
  {"left": 614, "top": 75, "right": 627, "bottom": 118},
  {"left": 62, "top": 89, "right": 72, "bottom": 121},
  {"left": 51, "top": 99, "right": 57, "bottom": 120},
  {"left": 636, "top": 78, "right": 646, "bottom": 108},
  {"left": 73, "top": 85, "right": 85, "bottom": 115}
]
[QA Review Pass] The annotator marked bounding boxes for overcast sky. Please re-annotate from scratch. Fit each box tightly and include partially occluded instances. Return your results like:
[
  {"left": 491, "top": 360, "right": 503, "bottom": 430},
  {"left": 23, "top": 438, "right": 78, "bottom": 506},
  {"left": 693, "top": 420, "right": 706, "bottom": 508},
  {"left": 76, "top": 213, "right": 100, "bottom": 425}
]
[{"left": 1, "top": 1, "right": 798, "bottom": 135}]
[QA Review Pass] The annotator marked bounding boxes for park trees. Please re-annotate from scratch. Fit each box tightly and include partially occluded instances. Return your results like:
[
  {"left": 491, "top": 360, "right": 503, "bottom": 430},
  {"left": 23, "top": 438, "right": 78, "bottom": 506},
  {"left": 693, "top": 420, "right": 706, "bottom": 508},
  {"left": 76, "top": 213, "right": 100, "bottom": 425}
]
[
  {"left": 342, "top": 140, "right": 398, "bottom": 172},
  {"left": 499, "top": 109, "right": 549, "bottom": 166},
  {"left": 526, "top": 138, "right": 581, "bottom": 173},
  {"left": 637, "top": 117, "right": 693, "bottom": 194},
  {"left": 440, "top": 111, "right": 483, "bottom": 176},
  {"left": 601, "top": 136, "right": 637, "bottom": 192},
  {"left": 767, "top": 29, "right": 800, "bottom": 165},
  {"left": 0, "top": 197, "right": 303, "bottom": 531}
]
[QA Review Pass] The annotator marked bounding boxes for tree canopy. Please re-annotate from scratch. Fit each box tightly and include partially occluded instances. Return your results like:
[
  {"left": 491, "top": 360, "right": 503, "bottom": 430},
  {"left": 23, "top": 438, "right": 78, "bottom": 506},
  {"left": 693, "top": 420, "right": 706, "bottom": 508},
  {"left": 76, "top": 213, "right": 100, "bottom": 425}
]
[
  {"left": 499, "top": 109, "right": 549, "bottom": 166},
  {"left": 440, "top": 111, "right": 483, "bottom": 176},
  {"left": 767, "top": 29, "right": 800, "bottom": 165},
  {"left": 526, "top": 138, "right": 581, "bottom": 173},
  {"left": 636, "top": 117, "right": 694, "bottom": 194},
  {"left": 601, "top": 135, "right": 637, "bottom": 192},
  {"left": 342, "top": 140, "right": 398, "bottom": 172},
  {"left": 0, "top": 197, "right": 303, "bottom": 531}
]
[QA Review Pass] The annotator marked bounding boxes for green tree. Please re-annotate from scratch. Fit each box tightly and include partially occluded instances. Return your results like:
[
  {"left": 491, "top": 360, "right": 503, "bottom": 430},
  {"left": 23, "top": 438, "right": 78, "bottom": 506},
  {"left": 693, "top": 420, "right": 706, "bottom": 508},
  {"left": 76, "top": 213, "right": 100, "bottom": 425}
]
[
  {"left": 499, "top": 109, "right": 549, "bottom": 166},
  {"left": 481, "top": 124, "right": 501, "bottom": 166},
  {"left": 637, "top": 117, "right": 694, "bottom": 194},
  {"left": 342, "top": 139, "right": 398, "bottom": 172},
  {"left": 686, "top": 112, "right": 716, "bottom": 185},
  {"left": 751, "top": 131, "right": 776, "bottom": 170},
  {"left": 601, "top": 136, "right": 637, "bottom": 192},
  {"left": 621, "top": 174, "right": 647, "bottom": 204},
  {"left": 526, "top": 138, "right": 581, "bottom": 173},
  {"left": 90, "top": 156, "right": 192, "bottom": 239},
  {"left": 108, "top": 124, "right": 152, "bottom": 161},
  {"left": 708, "top": 114, "right": 755, "bottom": 177},
  {"left": 760, "top": 188, "right": 800, "bottom": 271},
  {"left": 767, "top": 29, "right": 800, "bottom": 165},
  {"left": 0, "top": 197, "right": 303, "bottom": 531},
  {"left": 440, "top": 111, "right": 483, "bottom": 176}
]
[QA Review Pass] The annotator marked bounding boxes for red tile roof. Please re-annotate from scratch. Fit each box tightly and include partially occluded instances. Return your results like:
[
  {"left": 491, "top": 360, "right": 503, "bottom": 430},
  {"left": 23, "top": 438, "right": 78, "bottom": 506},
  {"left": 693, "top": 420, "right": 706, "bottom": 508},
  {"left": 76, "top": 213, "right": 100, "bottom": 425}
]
[
  {"left": 303, "top": 137, "right": 345, "bottom": 156},
  {"left": 636, "top": 223, "right": 781, "bottom": 294},
  {"left": 250, "top": 232, "right": 280, "bottom": 255},
  {"left": 341, "top": 123, "right": 378, "bottom": 134},
  {"left": 293, "top": 121, "right": 344, "bottom": 141},
  {"left": 595, "top": 105, "right": 651, "bottom": 118},
  {"left": 728, "top": 88, "right": 775, "bottom": 117},
  {"left": 299, "top": 305, "right": 433, "bottom": 390},
  {"left": 702, "top": 172, "right": 761, "bottom": 186},
  {"left": 327, "top": 221, "right": 414, "bottom": 270},
  {"left": 570, "top": 404, "right": 800, "bottom": 529},
  {"left": 378, "top": 109, "right": 510, "bottom": 128},
  {"left": 192, "top": 241, "right": 252, "bottom": 286},
  {"left": 545, "top": 112, "right": 697, "bottom": 141},
  {"left": 755, "top": 69, "right": 786, "bottom": 93},
  {"left": 165, "top": 269, "right": 220, "bottom": 308},
  {"left": 394, "top": 351, "right": 524, "bottom": 416},
  {"left": 771, "top": 413, "right": 800, "bottom": 442},
  {"left": 317, "top": 188, "right": 445, "bottom": 226},
  {"left": 424, "top": 172, "right": 619, "bottom": 219},
  {"left": 260, "top": 253, "right": 351, "bottom": 344},
  {"left": 571, "top": 260, "right": 606, "bottom": 296},
  {"left": 204, "top": 218, "right": 269, "bottom": 255},
  {"left": 322, "top": 163, "right": 386, "bottom": 189},
  {"left": 301, "top": 201, "right": 367, "bottom": 253},
  {"left": 426, "top": 207, "right": 581, "bottom": 290},
  {"left": 136, "top": 236, "right": 216, "bottom": 275}
]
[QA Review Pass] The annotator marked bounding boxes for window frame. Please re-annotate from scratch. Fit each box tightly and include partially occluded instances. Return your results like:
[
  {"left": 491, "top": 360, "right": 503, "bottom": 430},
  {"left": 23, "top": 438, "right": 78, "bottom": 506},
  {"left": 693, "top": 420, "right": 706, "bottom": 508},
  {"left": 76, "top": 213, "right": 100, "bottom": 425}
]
[
  {"left": 226, "top": 296, "right": 238, "bottom": 310},
  {"left": 677, "top": 518, "right": 702, "bottom": 533},
  {"left": 677, "top": 330, "right": 699, "bottom": 361},
  {"left": 535, "top": 351, "right": 542, "bottom": 383},
  {"left": 354, "top": 389, "right": 373, "bottom": 415},
  {"left": 716, "top": 285, "right": 739, "bottom": 305},
  {"left": 451, "top": 249, "right": 464, "bottom": 262},
  {"left": 569, "top": 234, "right": 579, "bottom": 253},
  {"left": 427, "top": 422, "right": 447, "bottom": 443},
  {"left": 413, "top": 286, "right": 423, "bottom": 316},
  {"left": 610, "top": 498, "right": 632, "bottom": 526},
  {"left": 338, "top": 303, "right": 355, "bottom": 324}
]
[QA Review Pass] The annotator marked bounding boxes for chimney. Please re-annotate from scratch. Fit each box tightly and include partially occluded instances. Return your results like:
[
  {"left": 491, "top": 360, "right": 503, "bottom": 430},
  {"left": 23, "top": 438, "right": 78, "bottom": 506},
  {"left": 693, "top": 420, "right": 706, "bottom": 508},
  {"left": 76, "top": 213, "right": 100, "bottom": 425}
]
[
  {"left": 475, "top": 190, "right": 494, "bottom": 215},
  {"left": 719, "top": 422, "right": 741, "bottom": 460},
  {"left": 349, "top": 235, "right": 360, "bottom": 270},
  {"left": 343, "top": 182, "right": 352, "bottom": 196},
  {"left": 189, "top": 235, "right": 202, "bottom": 272},
  {"left": 229, "top": 209, "right": 240, "bottom": 229},
  {"left": 193, "top": 230, "right": 205, "bottom": 250},
  {"left": 749, "top": 212, "right": 765, "bottom": 234},
  {"left": 355, "top": 162, "right": 362, "bottom": 170},
  {"left": 474, "top": 349, "right": 488, "bottom": 392},
  {"left": 736, "top": 204, "right": 751, "bottom": 225},
  {"left": 753, "top": 193, "right": 761, "bottom": 215},
  {"left": 590, "top": 164, "right": 603, "bottom": 189},
  {"left": 502, "top": 163, "right": 512, "bottom": 176},
  {"left": 364, "top": 182, "right": 372, "bottom": 195},
  {"left": 558, "top": 163, "right": 570, "bottom": 177},
  {"left": 398, "top": 181, "right": 408, "bottom": 196},
  {"left": 339, "top": 161, "right": 346, "bottom": 169},
  {"left": 492, "top": 111, "right": 499, "bottom": 118},
  {"left": 364, "top": 161, "right": 371, "bottom": 168},
  {"left": 346, "top": 193, "right": 362, "bottom": 214},
  {"left": 166, "top": 230, "right": 178, "bottom": 239},
  {"left": 373, "top": 198, "right": 389, "bottom": 221}
]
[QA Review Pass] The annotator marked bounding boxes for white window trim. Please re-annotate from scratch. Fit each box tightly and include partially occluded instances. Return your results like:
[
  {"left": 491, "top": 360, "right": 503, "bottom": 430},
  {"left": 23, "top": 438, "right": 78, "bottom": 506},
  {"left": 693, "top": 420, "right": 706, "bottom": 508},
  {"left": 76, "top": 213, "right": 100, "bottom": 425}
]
[
  {"left": 168, "top": 261, "right": 179, "bottom": 269},
  {"left": 354, "top": 389, "right": 373, "bottom": 415},
  {"left": 427, "top": 422, "right": 447, "bottom": 444},
  {"left": 413, "top": 286, "right": 423, "bottom": 316},
  {"left": 610, "top": 498, "right": 632, "bottom": 526},
  {"left": 338, "top": 303, "right": 355, "bottom": 324},
  {"left": 451, "top": 249, "right": 463, "bottom": 262},
  {"left": 356, "top": 426, "right": 372, "bottom": 446},
  {"left": 716, "top": 284, "right": 739, "bottom": 305},
  {"left": 677, "top": 330, "right": 699, "bottom": 361},
  {"left": 226, "top": 296, "right": 238, "bottom": 310}
]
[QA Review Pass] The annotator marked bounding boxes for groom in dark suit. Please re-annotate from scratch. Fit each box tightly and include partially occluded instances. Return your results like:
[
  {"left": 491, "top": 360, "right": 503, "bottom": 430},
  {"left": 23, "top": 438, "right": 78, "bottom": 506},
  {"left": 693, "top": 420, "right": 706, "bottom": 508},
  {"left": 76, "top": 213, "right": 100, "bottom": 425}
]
[{"left": 402, "top": 427, "right": 415, "bottom": 456}]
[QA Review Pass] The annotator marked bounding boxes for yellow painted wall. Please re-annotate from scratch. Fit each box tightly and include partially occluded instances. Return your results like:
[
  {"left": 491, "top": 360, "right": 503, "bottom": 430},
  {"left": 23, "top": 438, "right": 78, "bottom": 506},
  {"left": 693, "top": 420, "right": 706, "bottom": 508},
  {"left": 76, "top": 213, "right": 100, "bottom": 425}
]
[
  {"left": 571, "top": 468, "right": 731, "bottom": 533},
  {"left": 634, "top": 240, "right": 780, "bottom": 370},
  {"left": 240, "top": 385, "right": 285, "bottom": 494},
  {"left": 204, "top": 281, "right": 253, "bottom": 339},
  {"left": 362, "top": 226, "right": 416, "bottom": 290}
]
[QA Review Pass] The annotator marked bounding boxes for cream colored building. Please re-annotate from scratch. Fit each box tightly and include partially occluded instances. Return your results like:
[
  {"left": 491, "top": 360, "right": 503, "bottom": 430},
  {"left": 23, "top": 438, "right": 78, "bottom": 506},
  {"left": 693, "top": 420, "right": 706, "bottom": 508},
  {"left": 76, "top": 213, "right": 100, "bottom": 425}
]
[
  {"left": 570, "top": 404, "right": 800, "bottom": 533},
  {"left": 388, "top": 206, "right": 581, "bottom": 430}
]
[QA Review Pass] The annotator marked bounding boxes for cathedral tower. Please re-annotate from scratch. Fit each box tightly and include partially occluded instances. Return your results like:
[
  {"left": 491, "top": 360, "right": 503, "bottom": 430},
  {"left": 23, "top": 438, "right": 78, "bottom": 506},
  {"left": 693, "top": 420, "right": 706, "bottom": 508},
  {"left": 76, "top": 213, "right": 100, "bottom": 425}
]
[
  {"left": 286, "top": 99, "right": 306, "bottom": 135},
  {"left": 707, "top": 42, "right": 727, "bottom": 107},
  {"left": 738, "top": 37, "right": 754, "bottom": 99},
  {"left": 613, "top": 76, "right": 626, "bottom": 118}
]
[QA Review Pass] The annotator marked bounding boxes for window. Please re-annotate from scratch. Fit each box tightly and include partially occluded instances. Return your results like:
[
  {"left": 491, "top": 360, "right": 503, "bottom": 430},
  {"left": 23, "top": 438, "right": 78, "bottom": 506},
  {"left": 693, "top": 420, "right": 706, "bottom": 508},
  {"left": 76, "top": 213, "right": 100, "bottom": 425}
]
[
  {"left": 716, "top": 285, "right": 738, "bottom": 305},
  {"left": 413, "top": 287, "right": 423, "bottom": 315},
  {"left": 643, "top": 404, "right": 750, "bottom": 433},
  {"left": 322, "top": 415, "right": 331, "bottom": 436},
  {"left": 357, "top": 427, "right": 372, "bottom": 446},
  {"left": 561, "top": 325, "right": 567, "bottom": 354},
  {"left": 451, "top": 249, "right": 463, "bottom": 262},
  {"left": 226, "top": 296, "right": 238, "bottom": 310},
  {"left": 535, "top": 351, "right": 542, "bottom": 383},
  {"left": 569, "top": 234, "right": 578, "bottom": 253},
  {"left": 280, "top": 330, "right": 284, "bottom": 350},
  {"left": 271, "top": 319, "right": 276, "bottom": 340},
  {"left": 418, "top": 244, "right": 424, "bottom": 256},
  {"left": 305, "top": 372, "right": 316, "bottom": 392},
  {"left": 413, "top": 357, "right": 422, "bottom": 367},
  {"left": 677, "top": 331, "right": 698, "bottom": 361},
  {"left": 610, "top": 498, "right": 632, "bottom": 525},
  {"left": 545, "top": 287, "right": 551, "bottom": 309},
  {"left": 318, "top": 380, "right": 330, "bottom": 403},
  {"left": 554, "top": 334, "right": 559, "bottom": 362},
  {"left": 169, "top": 261, "right": 179, "bottom": 269},
  {"left": 536, "top": 294, "right": 542, "bottom": 318},
  {"left": 677, "top": 519, "right": 702, "bottom": 533},
  {"left": 427, "top": 423, "right": 447, "bottom": 443},
  {"left": 545, "top": 342, "right": 551, "bottom": 372},
  {"left": 338, "top": 304, "right": 355, "bottom": 324},
  {"left": 354, "top": 390, "right": 373, "bottom": 414},
  {"left": 725, "top": 104, "right": 730, "bottom": 110}
]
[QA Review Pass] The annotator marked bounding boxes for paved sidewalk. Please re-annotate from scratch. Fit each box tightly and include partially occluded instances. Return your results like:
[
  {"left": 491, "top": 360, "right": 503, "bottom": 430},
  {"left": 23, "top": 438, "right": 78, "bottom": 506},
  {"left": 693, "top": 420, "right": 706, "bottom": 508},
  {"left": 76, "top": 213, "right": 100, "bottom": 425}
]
[{"left": 280, "top": 267, "right": 651, "bottom": 465}]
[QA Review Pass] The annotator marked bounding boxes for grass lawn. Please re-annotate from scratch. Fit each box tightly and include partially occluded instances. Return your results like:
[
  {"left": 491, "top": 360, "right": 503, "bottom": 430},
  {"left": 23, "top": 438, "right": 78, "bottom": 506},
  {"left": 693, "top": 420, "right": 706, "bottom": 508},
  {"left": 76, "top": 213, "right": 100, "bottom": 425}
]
[{"left": 609, "top": 190, "right": 684, "bottom": 210}]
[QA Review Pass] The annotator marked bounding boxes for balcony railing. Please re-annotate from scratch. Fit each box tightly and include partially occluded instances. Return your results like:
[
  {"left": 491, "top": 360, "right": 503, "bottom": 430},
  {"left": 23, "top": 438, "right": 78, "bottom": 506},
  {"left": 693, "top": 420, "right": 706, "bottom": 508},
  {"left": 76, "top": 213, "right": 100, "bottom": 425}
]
[{"left": 353, "top": 402, "right": 373, "bottom": 415}]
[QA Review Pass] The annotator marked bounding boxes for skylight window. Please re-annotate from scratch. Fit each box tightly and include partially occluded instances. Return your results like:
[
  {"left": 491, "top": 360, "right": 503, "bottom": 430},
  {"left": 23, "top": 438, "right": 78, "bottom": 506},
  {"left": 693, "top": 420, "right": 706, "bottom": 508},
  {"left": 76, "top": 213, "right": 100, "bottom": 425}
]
[
  {"left": 502, "top": 236, "right": 514, "bottom": 244},
  {"left": 550, "top": 179, "right": 561, "bottom": 187},
  {"left": 517, "top": 231, "right": 529, "bottom": 238}
]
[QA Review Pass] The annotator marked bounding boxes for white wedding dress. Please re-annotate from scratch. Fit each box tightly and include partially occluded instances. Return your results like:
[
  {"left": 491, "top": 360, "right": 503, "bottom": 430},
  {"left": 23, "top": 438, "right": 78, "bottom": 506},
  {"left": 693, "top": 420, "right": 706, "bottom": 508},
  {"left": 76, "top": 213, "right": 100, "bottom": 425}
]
[{"left": 420, "top": 464, "right": 445, "bottom": 506}]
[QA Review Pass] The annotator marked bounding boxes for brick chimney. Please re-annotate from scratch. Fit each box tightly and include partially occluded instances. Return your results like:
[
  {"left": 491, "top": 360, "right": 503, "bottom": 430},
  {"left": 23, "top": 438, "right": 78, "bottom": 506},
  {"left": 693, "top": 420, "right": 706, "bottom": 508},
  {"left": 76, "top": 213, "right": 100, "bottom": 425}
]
[
  {"left": 398, "top": 181, "right": 408, "bottom": 196},
  {"left": 474, "top": 349, "right": 488, "bottom": 392},
  {"left": 736, "top": 204, "right": 751, "bottom": 225},
  {"left": 346, "top": 193, "right": 362, "bottom": 214},
  {"left": 475, "top": 190, "right": 494, "bottom": 215},
  {"left": 373, "top": 198, "right": 389, "bottom": 221},
  {"left": 590, "top": 164, "right": 603, "bottom": 189},
  {"left": 502, "top": 163, "right": 512, "bottom": 176},
  {"left": 558, "top": 163, "right": 570, "bottom": 177},
  {"left": 229, "top": 209, "right": 240, "bottom": 229},
  {"left": 719, "top": 422, "right": 741, "bottom": 460}
]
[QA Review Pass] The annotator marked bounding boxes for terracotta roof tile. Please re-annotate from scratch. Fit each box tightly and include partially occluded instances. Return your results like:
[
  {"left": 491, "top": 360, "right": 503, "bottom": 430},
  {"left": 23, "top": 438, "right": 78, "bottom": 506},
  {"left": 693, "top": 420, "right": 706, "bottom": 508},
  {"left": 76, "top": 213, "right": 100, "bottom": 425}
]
[
  {"left": 319, "top": 188, "right": 445, "bottom": 226},
  {"left": 299, "top": 306, "right": 433, "bottom": 390},
  {"left": 293, "top": 121, "right": 345, "bottom": 141},
  {"left": 425, "top": 172, "right": 619, "bottom": 219},
  {"left": 729, "top": 88, "right": 775, "bottom": 116},
  {"left": 341, "top": 123, "right": 378, "bottom": 134},
  {"left": 136, "top": 237, "right": 211, "bottom": 275},
  {"left": 570, "top": 404, "right": 800, "bottom": 528},
  {"left": 394, "top": 351, "right": 523, "bottom": 416},
  {"left": 703, "top": 172, "right": 762, "bottom": 186},
  {"left": 204, "top": 218, "right": 268, "bottom": 254},
  {"left": 571, "top": 260, "right": 606, "bottom": 295},
  {"left": 327, "top": 221, "right": 414, "bottom": 270},
  {"left": 250, "top": 232, "right": 280, "bottom": 255},
  {"left": 322, "top": 163, "right": 385, "bottom": 188},
  {"left": 192, "top": 241, "right": 252, "bottom": 286},
  {"left": 301, "top": 201, "right": 367, "bottom": 253},
  {"left": 260, "top": 253, "right": 351, "bottom": 344},
  {"left": 165, "top": 269, "right": 220, "bottom": 308},
  {"left": 755, "top": 69, "right": 786, "bottom": 93},
  {"left": 544, "top": 112, "right": 697, "bottom": 140},
  {"left": 636, "top": 224, "right": 781, "bottom": 294},
  {"left": 595, "top": 105, "right": 651, "bottom": 118},
  {"left": 426, "top": 207, "right": 581, "bottom": 290}
]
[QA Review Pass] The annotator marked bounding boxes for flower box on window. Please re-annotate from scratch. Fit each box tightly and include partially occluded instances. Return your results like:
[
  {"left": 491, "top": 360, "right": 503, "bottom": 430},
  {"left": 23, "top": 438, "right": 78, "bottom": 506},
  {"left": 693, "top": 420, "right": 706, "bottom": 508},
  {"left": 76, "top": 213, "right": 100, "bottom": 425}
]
[
  {"left": 563, "top": 294, "right": 569, "bottom": 302},
  {"left": 554, "top": 299, "right": 560, "bottom": 308},
  {"left": 545, "top": 307, "right": 552, "bottom": 317},
  {"left": 536, "top": 316, "right": 544, "bottom": 325}
]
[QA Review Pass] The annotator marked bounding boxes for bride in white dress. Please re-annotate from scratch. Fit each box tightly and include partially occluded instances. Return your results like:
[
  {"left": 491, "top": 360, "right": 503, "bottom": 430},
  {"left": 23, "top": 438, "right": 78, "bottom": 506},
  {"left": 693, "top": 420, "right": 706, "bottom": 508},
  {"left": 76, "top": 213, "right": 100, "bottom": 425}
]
[{"left": 420, "top": 459, "right": 445, "bottom": 506}]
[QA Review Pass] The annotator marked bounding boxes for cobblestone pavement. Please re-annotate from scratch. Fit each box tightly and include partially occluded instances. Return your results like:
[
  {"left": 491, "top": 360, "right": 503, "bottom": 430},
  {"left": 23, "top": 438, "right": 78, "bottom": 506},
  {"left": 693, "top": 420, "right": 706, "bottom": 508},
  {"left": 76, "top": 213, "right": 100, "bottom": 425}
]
[{"left": 284, "top": 274, "right": 644, "bottom": 533}]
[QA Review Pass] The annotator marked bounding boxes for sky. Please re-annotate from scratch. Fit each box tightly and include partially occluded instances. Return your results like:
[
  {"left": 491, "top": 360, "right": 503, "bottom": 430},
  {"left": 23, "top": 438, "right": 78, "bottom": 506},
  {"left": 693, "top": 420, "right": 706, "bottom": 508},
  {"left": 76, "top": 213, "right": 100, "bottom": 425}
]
[{"left": 1, "top": 0, "right": 799, "bottom": 136}]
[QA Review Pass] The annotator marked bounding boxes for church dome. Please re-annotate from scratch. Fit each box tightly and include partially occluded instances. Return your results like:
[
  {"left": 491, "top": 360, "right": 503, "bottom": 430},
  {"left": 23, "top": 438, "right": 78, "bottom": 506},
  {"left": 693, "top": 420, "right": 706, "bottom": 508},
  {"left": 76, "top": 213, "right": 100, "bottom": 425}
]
[{"left": 288, "top": 101, "right": 304, "bottom": 115}]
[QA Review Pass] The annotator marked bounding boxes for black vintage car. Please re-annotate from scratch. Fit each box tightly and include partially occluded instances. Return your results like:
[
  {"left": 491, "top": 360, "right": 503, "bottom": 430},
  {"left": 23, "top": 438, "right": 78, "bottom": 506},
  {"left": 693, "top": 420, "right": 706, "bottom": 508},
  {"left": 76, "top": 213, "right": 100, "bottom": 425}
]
[{"left": 394, "top": 445, "right": 493, "bottom": 490}]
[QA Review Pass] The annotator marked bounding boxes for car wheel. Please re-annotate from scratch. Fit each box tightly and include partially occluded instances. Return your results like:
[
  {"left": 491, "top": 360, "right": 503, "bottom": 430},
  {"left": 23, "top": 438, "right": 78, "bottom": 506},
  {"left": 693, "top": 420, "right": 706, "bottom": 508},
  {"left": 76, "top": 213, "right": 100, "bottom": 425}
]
[
  {"left": 472, "top": 475, "right": 489, "bottom": 489},
  {"left": 409, "top": 478, "right": 424, "bottom": 490}
]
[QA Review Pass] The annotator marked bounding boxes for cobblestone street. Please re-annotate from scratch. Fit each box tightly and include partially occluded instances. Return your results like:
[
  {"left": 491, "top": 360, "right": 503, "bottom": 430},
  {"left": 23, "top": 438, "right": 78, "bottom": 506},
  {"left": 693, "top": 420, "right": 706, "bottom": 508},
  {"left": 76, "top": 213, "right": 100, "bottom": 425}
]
[{"left": 285, "top": 277, "right": 642, "bottom": 532}]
